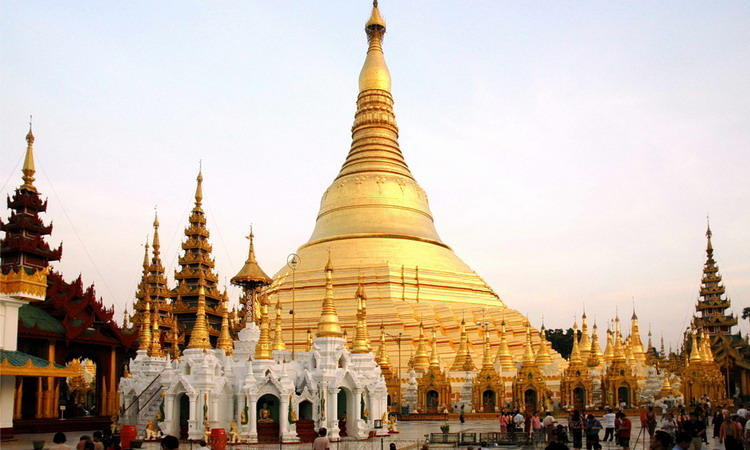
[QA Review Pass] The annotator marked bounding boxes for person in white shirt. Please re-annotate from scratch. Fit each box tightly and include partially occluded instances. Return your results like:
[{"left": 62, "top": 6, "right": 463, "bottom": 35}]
[
  {"left": 737, "top": 407, "right": 748, "bottom": 420},
  {"left": 602, "top": 409, "right": 616, "bottom": 442}
]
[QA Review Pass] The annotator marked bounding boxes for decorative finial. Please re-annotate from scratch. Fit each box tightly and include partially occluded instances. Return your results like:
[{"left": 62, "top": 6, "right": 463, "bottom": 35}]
[
  {"left": 217, "top": 297, "right": 234, "bottom": 355},
  {"left": 255, "top": 294, "right": 273, "bottom": 359},
  {"left": 317, "top": 256, "right": 343, "bottom": 338},
  {"left": 194, "top": 163, "right": 203, "bottom": 206},
  {"left": 352, "top": 281, "right": 371, "bottom": 353},
  {"left": 149, "top": 305, "right": 164, "bottom": 357},
  {"left": 187, "top": 286, "right": 212, "bottom": 350},
  {"left": 272, "top": 297, "right": 286, "bottom": 351},
  {"left": 21, "top": 118, "right": 37, "bottom": 192},
  {"left": 138, "top": 296, "right": 152, "bottom": 351}
]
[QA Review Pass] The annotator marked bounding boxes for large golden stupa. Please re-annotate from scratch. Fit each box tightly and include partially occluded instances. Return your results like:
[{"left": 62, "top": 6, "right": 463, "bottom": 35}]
[{"left": 269, "top": 2, "right": 557, "bottom": 370}]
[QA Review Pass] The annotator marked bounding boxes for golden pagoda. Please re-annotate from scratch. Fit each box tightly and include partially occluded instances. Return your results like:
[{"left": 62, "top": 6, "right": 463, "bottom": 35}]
[
  {"left": 217, "top": 298, "right": 234, "bottom": 355},
  {"left": 602, "top": 325, "right": 638, "bottom": 407},
  {"left": 254, "top": 293, "right": 272, "bottom": 359},
  {"left": 149, "top": 305, "right": 164, "bottom": 357},
  {"left": 535, "top": 325, "right": 553, "bottom": 367},
  {"left": 561, "top": 322, "right": 593, "bottom": 409},
  {"left": 512, "top": 322, "right": 548, "bottom": 411},
  {"left": 351, "top": 283, "right": 371, "bottom": 353},
  {"left": 450, "top": 318, "right": 475, "bottom": 371},
  {"left": 375, "top": 324, "right": 401, "bottom": 411},
  {"left": 266, "top": 0, "right": 556, "bottom": 370},
  {"left": 186, "top": 286, "right": 212, "bottom": 350},
  {"left": 472, "top": 329, "right": 504, "bottom": 412},
  {"left": 272, "top": 297, "right": 286, "bottom": 352},
  {"left": 495, "top": 320, "right": 515, "bottom": 371},
  {"left": 412, "top": 322, "right": 430, "bottom": 373},
  {"left": 579, "top": 313, "right": 592, "bottom": 362},
  {"left": 587, "top": 323, "right": 603, "bottom": 368},
  {"left": 172, "top": 169, "right": 228, "bottom": 347},
  {"left": 628, "top": 309, "right": 646, "bottom": 364},
  {"left": 231, "top": 228, "right": 271, "bottom": 327},
  {"left": 417, "top": 329, "right": 451, "bottom": 413}
]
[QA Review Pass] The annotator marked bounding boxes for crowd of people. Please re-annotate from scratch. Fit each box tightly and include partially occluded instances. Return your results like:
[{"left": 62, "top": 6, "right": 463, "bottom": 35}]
[{"left": 494, "top": 403, "right": 750, "bottom": 450}]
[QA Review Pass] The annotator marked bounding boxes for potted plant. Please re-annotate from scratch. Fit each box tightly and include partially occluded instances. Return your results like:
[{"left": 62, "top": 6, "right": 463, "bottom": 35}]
[
  {"left": 32, "top": 440, "right": 45, "bottom": 450},
  {"left": 440, "top": 423, "right": 450, "bottom": 434}
]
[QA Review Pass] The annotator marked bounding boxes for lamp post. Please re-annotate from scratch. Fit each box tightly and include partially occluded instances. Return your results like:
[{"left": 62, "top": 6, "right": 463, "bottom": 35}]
[
  {"left": 287, "top": 253, "right": 300, "bottom": 360},
  {"left": 385, "top": 331, "right": 403, "bottom": 413}
]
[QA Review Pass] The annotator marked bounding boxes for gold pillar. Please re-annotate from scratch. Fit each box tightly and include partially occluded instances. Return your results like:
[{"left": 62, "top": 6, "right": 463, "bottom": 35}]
[
  {"left": 108, "top": 347, "right": 117, "bottom": 415},
  {"left": 101, "top": 376, "right": 109, "bottom": 417},
  {"left": 14, "top": 377, "right": 23, "bottom": 419},
  {"left": 44, "top": 341, "right": 56, "bottom": 418},
  {"left": 35, "top": 378, "right": 43, "bottom": 418}
]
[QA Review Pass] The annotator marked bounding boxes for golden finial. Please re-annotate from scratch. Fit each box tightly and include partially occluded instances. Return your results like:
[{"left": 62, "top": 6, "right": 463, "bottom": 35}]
[
  {"left": 152, "top": 209, "right": 161, "bottom": 259},
  {"left": 305, "top": 328, "right": 313, "bottom": 351},
  {"left": 352, "top": 282, "right": 371, "bottom": 353},
  {"left": 171, "top": 324, "right": 181, "bottom": 360},
  {"left": 142, "top": 237, "right": 150, "bottom": 273},
  {"left": 150, "top": 306, "right": 164, "bottom": 357},
  {"left": 587, "top": 322, "right": 603, "bottom": 367},
  {"left": 613, "top": 326, "right": 627, "bottom": 362},
  {"left": 569, "top": 322, "right": 582, "bottom": 365},
  {"left": 138, "top": 297, "right": 152, "bottom": 351},
  {"left": 579, "top": 312, "right": 591, "bottom": 359},
  {"left": 194, "top": 164, "right": 203, "bottom": 207},
  {"left": 359, "top": 0, "right": 390, "bottom": 92},
  {"left": 451, "top": 317, "right": 474, "bottom": 371},
  {"left": 272, "top": 297, "right": 286, "bottom": 351},
  {"left": 254, "top": 294, "right": 272, "bottom": 359},
  {"left": 187, "top": 286, "right": 212, "bottom": 350},
  {"left": 689, "top": 329, "right": 702, "bottom": 363},
  {"left": 535, "top": 326, "right": 552, "bottom": 366},
  {"left": 603, "top": 325, "right": 615, "bottom": 361},
  {"left": 21, "top": 116, "right": 37, "bottom": 192},
  {"left": 495, "top": 320, "right": 515, "bottom": 370},
  {"left": 522, "top": 321, "right": 536, "bottom": 366},
  {"left": 217, "top": 298, "right": 234, "bottom": 355},
  {"left": 376, "top": 324, "right": 391, "bottom": 367},
  {"left": 428, "top": 328, "right": 440, "bottom": 368},
  {"left": 412, "top": 321, "right": 429, "bottom": 372},
  {"left": 317, "top": 254, "right": 343, "bottom": 338}
]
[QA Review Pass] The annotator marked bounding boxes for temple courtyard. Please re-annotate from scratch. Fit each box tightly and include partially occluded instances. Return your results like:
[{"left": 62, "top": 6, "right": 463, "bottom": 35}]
[{"left": 0, "top": 417, "right": 729, "bottom": 450}]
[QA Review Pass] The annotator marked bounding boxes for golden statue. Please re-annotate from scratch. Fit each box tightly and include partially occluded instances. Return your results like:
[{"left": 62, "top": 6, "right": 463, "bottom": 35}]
[
  {"left": 203, "top": 419, "right": 211, "bottom": 443},
  {"left": 228, "top": 422, "right": 241, "bottom": 443},
  {"left": 240, "top": 408, "right": 247, "bottom": 424},
  {"left": 144, "top": 420, "right": 160, "bottom": 440},
  {"left": 388, "top": 415, "right": 399, "bottom": 433},
  {"left": 363, "top": 408, "right": 369, "bottom": 420},
  {"left": 258, "top": 403, "right": 274, "bottom": 423},
  {"left": 110, "top": 413, "right": 120, "bottom": 434}
]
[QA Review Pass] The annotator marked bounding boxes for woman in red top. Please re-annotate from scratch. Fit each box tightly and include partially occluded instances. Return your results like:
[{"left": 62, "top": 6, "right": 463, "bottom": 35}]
[{"left": 617, "top": 412, "right": 632, "bottom": 450}]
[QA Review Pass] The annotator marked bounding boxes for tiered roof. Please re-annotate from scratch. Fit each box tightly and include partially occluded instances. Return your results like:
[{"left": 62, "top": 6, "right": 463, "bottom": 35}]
[{"left": 694, "top": 223, "right": 737, "bottom": 335}]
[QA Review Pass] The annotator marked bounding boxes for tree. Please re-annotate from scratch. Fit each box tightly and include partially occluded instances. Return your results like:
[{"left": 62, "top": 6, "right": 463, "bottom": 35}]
[
  {"left": 547, "top": 328, "right": 576, "bottom": 359},
  {"left": 743, "top": 307, "right": 750, "bottom": 322}
]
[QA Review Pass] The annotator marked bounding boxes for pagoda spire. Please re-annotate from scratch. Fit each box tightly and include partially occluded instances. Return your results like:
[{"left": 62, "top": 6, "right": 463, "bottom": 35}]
[
  {"left": 451, "top": 318, "right": 475, "bottom": 371},
  {"left": 522, "top": 321, "right": 536, "bottom": 366},
  {"left": 231, "top": 227, "right": 272, "bottom": 326},
  {"left": 149, "top": 306, "right": 164, "bottom": 357},
  {"left": 689, "top": 329, "right": 702, "bottom": 363},
  {"left": 187, "top": 286, "right": 212, "bottom": 350},
  {"left": 694, "top": 221, "right": 737, "bottom": 336},
  {"left": 305, "top": 328, "right": 313, "bottom": 351},
  {"left": 255, "top": 294, "right": 272, "bottom": 359},
  {"left": 413, "top": 321, "right": 429, "bottom": 372},
  {"left": 481, "top": 327, "right": 493, "bottom": 370},
  {"left": 217, "top": 298, "right": 234, "bottom": 355},
  {"left": 495, "top": 320, "right": 515, "bottom": 370},
  {"left": 352, "top": 282, "right": 371, "bottom": 353},
  {"left": 21, "top": 120, "right": 37, "bottom": 192},
  {"left": 569, "top": 322, "right": 583, "bottom": 365},
  {"left": 588, "top": 323, "right": 603, "bottom": 367},
  {"left": 317, "top": 252, "right": 343, "bottom": 338},
  {"left": 535, "top": 325, "right": 552, "bottom": 366},
  {"left": 579, "top": 312, "right": 592, "bottom": 361},
  {"left": 629, "top": 307, "right": 646, "bottom": 363},
  {"left": 603, "top": 326, "right": 615, "bottom": 362},
  {"left": 171, "top": 319, "right": 181, "bottom": 359},
  {"left": 375, "top": 325, "right": 391, "bottom": 366},
  {"left": 272, "top": 297, "right": 286, "bottom": 351},
  {"left": 138, "top": 298, "right": 152, "bottom": 351}
]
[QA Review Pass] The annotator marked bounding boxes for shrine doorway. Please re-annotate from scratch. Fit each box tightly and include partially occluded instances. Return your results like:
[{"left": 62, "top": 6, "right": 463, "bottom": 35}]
[
  {"left": 573, "top": 387, "right": 586, "bottom": 411},
  {"left": 524, "top": 389, "right": 537, "bottom": 412},
  {"left": 617, "top": 386, "right": 630, "bottom": 407},
  {"left": 296, "top": 400, "right": 315, "bottom": 443},
  {"left": 177, "top": 394, "right": 190, "bottom": 440},
  {"left": 256, "top": 394, "right": 280, "bottom": 443},
  {"left": 482, "top": 390, "right": 496, "bottom": 412},
  {"left": 337, "top": 388, "right": 352, "bottom": 437},
  {"left": 426, "top": 390, "right": 439, "bottom": 413}
]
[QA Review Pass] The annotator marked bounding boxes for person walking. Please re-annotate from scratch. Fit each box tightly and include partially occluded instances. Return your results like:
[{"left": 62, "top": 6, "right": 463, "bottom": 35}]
[
  {"left": 584, "top": 414, "right": 603, "bottom": 450},
  {"left": 544, "top": 412, "right": 557, "bottom": 442},
  {"left": 603, "top": 409, "right": 616, "bottom": 442},
  {"left": 720, "top": 415, "right": 743, "bottom": 450},
  {"left": 313, "top": 428, "right": 331, "bottom": 450},
  {"left": 617, "top": 412, "right": 632, "bottom": 450},
  {"left": 661, "top": 413, "right": 677, "bottom": 440},
  {"left": 681, "top": 412, "right": 705, "bottom": 450},
  {"left": 569, "top": 411, "right": 584, "bottom": 450}
]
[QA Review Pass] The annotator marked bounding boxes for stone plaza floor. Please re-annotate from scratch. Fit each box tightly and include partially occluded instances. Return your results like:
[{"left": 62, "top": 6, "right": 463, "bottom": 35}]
[{"left": 0, "top": 417, "right": 731, "bottom": 450}]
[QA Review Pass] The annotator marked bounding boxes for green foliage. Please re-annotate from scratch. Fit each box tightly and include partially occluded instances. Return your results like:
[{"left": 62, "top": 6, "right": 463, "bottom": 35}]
[
  {"left": 546, "top": 328, "right": 577, "bottom": 359},
  {"left": 743, "top": 307, "right": 750, "bottom": 321}
]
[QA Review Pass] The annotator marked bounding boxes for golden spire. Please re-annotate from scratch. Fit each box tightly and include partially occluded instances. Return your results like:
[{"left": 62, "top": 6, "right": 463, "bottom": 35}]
[
  {"left": 138, "top": 297, "right": 152, "bottom": 351},
  {"left": 255, "top": 294, "right": 272, "bottom": 359},
  {"left": 481, "top": 328, "right": 493, "bottom": 370},
  {"left": 429, "top": 328, "right": 440, "bottom": 368},
  {"left": 152, "top": 210, "right": 162, "bottom": 262},
  {"left": 659, "top": 373, "right": 674, "bottom": 397},
  {"left": 317, "top": 253, "right": 343, "bottom": 338},
  {"left": 603, "top": 326, "right": 615, "bottom": 362},
  {"left": 569, "top": 322, "right": 583, "bottom": 365},
  {"left": 171, "top": 322, "right": 181, "bottom": 360},
  {"left": 629, "top": 307, "right": 646, "bottom": 362},
  {"left": 272, "top": 297, "right": 286, "bottom": 351},
  {"left": 231, "top": 227, "right": 272, "bottom": 286},
  {"left": 451, "top": 318, "right": 474, "bottom": 371},
  {"left": 700, "top": 329, "right": 714, "bottom": 362},
  {"left": 305, "top": 328, "right": 313, "bottom": 351},
  {"left": 579, "top": 312, "right": 591, "bottom": 360},
  {"left": 495, "top": 320, "right": 515, "bottom": 370},
  {"left": 588, "top": 323, "right": 603, "bottom": 367},
  {"left": 149, "top": 306, "right": 164, "bottom": 357},
  {"left": 352, "top": 283, "right": 371, "bottom": 353},
  {"left": 613, "top": 328, "right": 627, "bottom": 362},
  {"left": 522, "top": 321, "right": 536, "bottom": 366},
  {"left": 689, "top": 329, "right": 702, "bottom": 363},
  {"left": 217, "top": 299, "right": 234, "bottom": 355},
  {"left": 360, "top": 1, "right": 390, "bottom": 92},
  {"left": 21, "top": 119, "right": 37, "bottom": 192},
  {"left": 142, "top": 238, "right": 150, "bottom": 273},
  {"left": 194, "top": 165, "right": 203, "bottom": 208},
  {"left": 187, "top": 286, "right": 212, "bottom": 350},
  {"left": 412, "top": 321, "right": 429, "bottom": 372},
  {"left": 535, "top": 326, "right": 552, "bottom": 366},
  {"left": 376, "top": 324, "right": 391, "bottom": 367}
]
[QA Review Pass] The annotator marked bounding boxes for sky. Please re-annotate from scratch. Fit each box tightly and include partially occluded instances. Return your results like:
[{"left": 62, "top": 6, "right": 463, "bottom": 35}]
[{"left": 2, "top": 1, "right": 749, "bottom": 349}]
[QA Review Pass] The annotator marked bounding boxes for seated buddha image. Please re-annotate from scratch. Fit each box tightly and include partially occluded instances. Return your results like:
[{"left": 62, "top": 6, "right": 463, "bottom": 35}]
[{"left": 258, "top": 402, "right": 274, "bottom": 423}]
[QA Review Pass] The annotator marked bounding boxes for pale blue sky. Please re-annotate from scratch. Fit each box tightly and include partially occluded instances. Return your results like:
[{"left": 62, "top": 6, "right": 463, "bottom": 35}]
[{"left": 2, "top": 1, "right": 749, "bottom": 347}]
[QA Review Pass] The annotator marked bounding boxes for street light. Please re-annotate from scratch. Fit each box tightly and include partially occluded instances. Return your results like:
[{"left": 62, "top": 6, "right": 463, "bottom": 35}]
[
  {"left": 287, "top": 253, "right": 300, "bottom": 360},
  {"left": 385, "top": 330, "right": 403, "bottom": 414}
]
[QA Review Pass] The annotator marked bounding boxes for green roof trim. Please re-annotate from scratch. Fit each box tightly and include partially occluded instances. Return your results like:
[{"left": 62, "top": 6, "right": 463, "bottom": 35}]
[
  {"left": 18, "top": 304, "right": 65, "bottom": 334},
  {"left": 0, "top": 349, "right": 66, "bottom": 369}
]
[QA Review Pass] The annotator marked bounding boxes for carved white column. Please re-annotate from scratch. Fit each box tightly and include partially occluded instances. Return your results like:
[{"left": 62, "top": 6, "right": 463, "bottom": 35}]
[
  {"left": 247, "top": 396, "right": 258, "bottom": 441},
  {"left": 328, "top": 388, "right": 340, "bottom": 440},
  {"left": 188, "top": 394, "right": 199, "bottom": 440}
]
